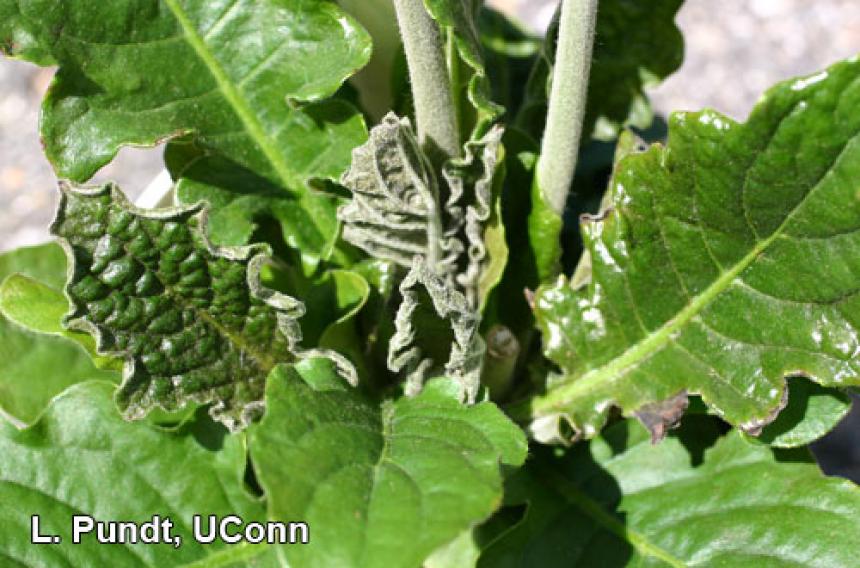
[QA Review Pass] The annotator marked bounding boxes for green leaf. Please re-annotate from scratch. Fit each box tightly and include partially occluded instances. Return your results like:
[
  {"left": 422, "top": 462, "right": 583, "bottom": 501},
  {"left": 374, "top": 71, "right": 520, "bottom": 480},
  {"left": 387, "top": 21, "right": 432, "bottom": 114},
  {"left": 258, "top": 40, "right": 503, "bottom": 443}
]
[
  {"left": 0, "top": 0, "right": 54, "bottom": 64},
  {"left": 755, "top": 378, "right": 852, "bottom": 448},
  {"left": 262, "top": 263, "right": 373, "bottom": 381},
  {"left": 165, "top": 100, "right": 367, "bottom": 272},
  {"left": 6, "top": 0, "right": 371, "bottom": 266},
  {"left": 518, "top": 59, "right": 860, "bottom": 442},
  {"left": 49, "top": 182, "right": 348, "bottom": 430},
  {"left": 478, "top": 8, "right": 541, "bottom": 118},
  {"left": 0, "top": 273, "right": 111, "bottom": 362},
  {"left": 517, "top": 0, "right": 684, "bottom": 141},
  {"left": 0, "top": 380, "right": 267, "bottom": 566},
  {"left": 478, "top": 420, "right": 860, "bottom": 567},
  {"left": 249, "top": 362, "right": 528, "bottom": 568},
  {"left": 9, "top": 0, "right": 371, "bottom": 182},
  {"left": 0, "top": 242, "right": 66, "bottom": 289},
  {"left": 0, "top": 244, "right": 119, "bottom": 425}
]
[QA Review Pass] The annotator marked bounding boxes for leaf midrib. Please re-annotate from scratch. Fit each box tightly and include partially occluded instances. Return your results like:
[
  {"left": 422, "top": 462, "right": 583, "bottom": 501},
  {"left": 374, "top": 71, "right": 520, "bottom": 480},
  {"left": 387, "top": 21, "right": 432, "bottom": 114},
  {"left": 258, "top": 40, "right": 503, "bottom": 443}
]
[
  {"left": 524, "top": 126, "right": 859, "bottom": 418},
  {"left": 536, "top": 463, "right": 687, "bottom": 567},
  {"left": 162, "top": 0, "right": 300, "bottom": 191}
]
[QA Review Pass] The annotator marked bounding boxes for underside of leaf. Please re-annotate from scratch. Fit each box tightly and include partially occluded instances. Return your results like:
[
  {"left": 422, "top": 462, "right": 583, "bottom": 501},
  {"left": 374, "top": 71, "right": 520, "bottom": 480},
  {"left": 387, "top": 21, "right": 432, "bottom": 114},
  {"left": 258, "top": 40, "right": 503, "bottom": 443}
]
[
  {"left": 389, "top": 259, "right": 485, "bottom": 402},
  {"left": 339, "top": 112, "right": 504, "bottom": 398}
]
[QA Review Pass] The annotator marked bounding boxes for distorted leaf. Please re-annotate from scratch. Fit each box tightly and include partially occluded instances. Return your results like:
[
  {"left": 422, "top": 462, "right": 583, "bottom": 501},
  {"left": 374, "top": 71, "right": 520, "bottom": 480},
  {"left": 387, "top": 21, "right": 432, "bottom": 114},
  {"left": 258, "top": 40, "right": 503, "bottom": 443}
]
[{"left": 51, "top": 182, "right": 355, "bottom": 430}]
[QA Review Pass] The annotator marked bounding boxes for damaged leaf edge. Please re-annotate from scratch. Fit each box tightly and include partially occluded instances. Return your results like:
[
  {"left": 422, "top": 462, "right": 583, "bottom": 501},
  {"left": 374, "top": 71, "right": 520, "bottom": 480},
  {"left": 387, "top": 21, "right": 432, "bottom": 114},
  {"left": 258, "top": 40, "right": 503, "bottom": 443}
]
[{"left": 51, "top": 181, "right": 357, "bottom": 430}]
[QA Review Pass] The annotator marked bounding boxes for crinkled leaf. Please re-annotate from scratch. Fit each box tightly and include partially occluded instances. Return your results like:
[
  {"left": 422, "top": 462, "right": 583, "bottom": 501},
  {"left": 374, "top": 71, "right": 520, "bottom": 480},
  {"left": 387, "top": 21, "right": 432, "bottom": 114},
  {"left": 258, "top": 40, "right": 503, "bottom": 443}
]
[
  {"left": 339, "top": 113, "right": 442, "bottom": 269},
  {"left": 339, "top": 114, "right": 504, "bottom": 396},
  {"left": 517, "top": 0, "right": 684, "bottom": 141},
  {"left": 443, "top": 126, "right": 507, "bottom": 308},
  {"left": 340, "top": 113, "right": 505, "bottom": 306},
  {"left": 389, "top": 259, "right": 485, "bottom": 401},
  {"left": 0, "top": 244, "right": 119, "bottom": 425},
  {"left": 478, "top": 419, "right": 860, "bottom": 567},
  {"left": 49, "top": 182, "right": 349, "bottom": 430},
  {"left": 520, "top": 59, "right": 860, "bottom": 442},
  {"left": 0, "top": 380, "right": 266, "bottom": 566},
  {"left": 249, "top": 362, "right": 527, "bottom": 568}
]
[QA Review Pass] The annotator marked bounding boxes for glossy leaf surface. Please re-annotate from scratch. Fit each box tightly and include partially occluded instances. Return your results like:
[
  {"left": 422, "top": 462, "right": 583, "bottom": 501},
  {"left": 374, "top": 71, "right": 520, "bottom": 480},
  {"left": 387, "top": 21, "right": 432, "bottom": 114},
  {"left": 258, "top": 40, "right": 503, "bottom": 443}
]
[
  {"left": 5, "top": 0, "right": 371, "bottom": 266},
  {"left": 0, "top": 381, "right": 265, "bottom": 566},
  {"left": 249, "top": 362, "right": 527, "bottom": 568},
  {"left": 523, "top": 59, "right": 860, "bottom": 441},
  {"left": 479, "top": 420, "right": 860, "bottom": 566}
]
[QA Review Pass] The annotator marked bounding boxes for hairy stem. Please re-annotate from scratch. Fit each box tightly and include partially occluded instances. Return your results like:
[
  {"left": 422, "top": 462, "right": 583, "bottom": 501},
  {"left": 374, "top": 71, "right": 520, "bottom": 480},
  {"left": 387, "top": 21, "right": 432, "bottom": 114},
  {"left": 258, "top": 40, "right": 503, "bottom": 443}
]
[
  {"left": 393, "top": 0, "right": 460, "bottom": 163},
  {"left": 535, "top": 0, "right": 599, "bottom": 215}
]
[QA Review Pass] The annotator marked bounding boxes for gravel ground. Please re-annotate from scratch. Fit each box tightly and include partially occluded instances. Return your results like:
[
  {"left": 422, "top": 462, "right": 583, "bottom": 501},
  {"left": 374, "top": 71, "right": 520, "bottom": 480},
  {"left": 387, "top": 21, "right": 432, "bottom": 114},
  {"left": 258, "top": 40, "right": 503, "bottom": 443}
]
[{"left": 1, "top": 1, "right": 858, "bottom": 476}]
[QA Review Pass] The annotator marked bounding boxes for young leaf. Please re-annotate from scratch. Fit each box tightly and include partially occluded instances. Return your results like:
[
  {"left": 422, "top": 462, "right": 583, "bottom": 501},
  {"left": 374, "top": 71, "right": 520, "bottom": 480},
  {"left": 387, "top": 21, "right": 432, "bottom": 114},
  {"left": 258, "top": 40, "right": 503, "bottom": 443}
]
[
  {"left": 0, "top": 381, "right": 266, "bottom": 566},
  {"left": 389, "top": 259, "right": 485, "bottom": 401},
  {"left": 339, "top": 113, "right": 504, "bottom": 396},
  {"left": 478, "top": 420, "right": 860, "bottom": 566},
  {"left": 515, "top": 58, "right": 860, "bottom": 443},
  {"left": 0, "top": 244, "right": 119, "bottom": 425},
  {"left": 339, "top": 113, "right": 443, "bottom": 270},
  {"left": 339, "top": 113, "right": 505, "bottom": 305},
  {"left": 50, "top": 182, "right": 353, "bottom": 430},
  {"left": 517, "top": 0, "right": 684, "bottom": 141},
  {"left": 249, "top": 361, "right": 527, "bottom": 568}
]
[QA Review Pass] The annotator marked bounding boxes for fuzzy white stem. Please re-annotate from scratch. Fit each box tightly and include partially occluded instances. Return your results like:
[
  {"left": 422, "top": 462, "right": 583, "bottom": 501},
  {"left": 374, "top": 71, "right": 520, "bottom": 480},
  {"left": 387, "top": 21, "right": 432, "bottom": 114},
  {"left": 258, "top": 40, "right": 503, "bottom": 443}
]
[
  {"left": 536, "top": 0, "right": 599, "bottom": 215},
  {"left": 393, "top": 0, "right": 460, "bottom": 162}
]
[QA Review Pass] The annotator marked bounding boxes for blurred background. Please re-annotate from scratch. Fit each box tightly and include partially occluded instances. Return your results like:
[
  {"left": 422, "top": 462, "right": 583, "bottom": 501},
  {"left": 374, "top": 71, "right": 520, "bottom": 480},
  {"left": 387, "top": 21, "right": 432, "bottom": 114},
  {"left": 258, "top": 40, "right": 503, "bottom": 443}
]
[{"left": 1, "top": 0, "right": 858, "bottom": 476}]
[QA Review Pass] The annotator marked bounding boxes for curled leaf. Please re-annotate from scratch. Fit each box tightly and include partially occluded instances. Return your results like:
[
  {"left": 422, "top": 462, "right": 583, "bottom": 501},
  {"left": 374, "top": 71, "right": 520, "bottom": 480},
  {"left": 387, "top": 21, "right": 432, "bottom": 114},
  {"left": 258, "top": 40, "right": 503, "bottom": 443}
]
[
  {"left": 339, "top": 113, "right": 505, "bottom": 397},
  {"left": 51, "top": 182, "right": 355, "bottom": 430},
  {"left": 389, "top": 259, "right": 485, "bottom": 402},
  {"left": 339, "top": 113, "right": 443, "bottom": 269}
]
